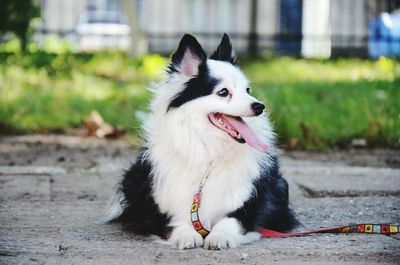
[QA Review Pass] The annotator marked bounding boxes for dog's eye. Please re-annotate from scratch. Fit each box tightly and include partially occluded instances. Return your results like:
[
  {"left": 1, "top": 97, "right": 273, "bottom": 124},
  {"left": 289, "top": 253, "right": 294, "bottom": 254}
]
[
  {"left": 216, "top": 88, "right": 229, "bottom": 97},
  {"left": 246, "top": 87, "right": 251, "bottom": 94}
]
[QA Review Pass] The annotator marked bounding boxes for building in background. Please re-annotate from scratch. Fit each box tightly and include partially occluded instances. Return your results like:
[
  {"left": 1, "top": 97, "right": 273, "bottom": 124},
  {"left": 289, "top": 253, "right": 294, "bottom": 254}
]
[
  {"left": 40, "top": 0, "right": 120, "bottom": 34},
  {"left": 36, "top": 0, "right": 399, "bottom": 57}
]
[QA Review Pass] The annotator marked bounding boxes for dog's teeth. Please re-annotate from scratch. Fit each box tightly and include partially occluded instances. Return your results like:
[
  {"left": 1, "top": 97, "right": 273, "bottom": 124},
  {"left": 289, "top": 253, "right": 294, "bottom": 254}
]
[{"left": 237, "top": 133, "right": 242, "bottom": 138}]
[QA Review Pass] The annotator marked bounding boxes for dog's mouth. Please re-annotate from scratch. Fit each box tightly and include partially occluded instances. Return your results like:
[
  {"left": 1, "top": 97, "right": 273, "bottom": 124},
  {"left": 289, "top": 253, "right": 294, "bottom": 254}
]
[{"left": 207, "top": 113, "right": 268, "bottom": 152}]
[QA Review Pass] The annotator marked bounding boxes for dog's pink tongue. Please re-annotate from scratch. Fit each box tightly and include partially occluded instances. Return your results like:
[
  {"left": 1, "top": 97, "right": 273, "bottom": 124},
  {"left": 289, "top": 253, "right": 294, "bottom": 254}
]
[{"left": 221, "top": 114, "right": 269, "bottom": 153}]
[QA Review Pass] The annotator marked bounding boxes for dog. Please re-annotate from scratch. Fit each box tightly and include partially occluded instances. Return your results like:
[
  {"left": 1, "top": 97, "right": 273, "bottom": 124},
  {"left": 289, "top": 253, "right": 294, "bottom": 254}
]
[{"left": 101, "top": 34, "right": 298, "bottom": 250}]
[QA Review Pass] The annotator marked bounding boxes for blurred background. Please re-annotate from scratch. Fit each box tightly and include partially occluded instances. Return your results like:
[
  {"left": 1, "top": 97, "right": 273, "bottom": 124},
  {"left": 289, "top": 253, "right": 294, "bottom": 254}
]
[{"left": 0, "top": 0, "right": 399, "bottom": 149}]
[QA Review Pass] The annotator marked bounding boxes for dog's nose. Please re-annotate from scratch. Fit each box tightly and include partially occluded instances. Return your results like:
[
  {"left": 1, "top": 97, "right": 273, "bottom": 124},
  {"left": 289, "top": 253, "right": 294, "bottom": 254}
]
[{"left": 251, "top": 102, "right": 265, "bottom": 116}]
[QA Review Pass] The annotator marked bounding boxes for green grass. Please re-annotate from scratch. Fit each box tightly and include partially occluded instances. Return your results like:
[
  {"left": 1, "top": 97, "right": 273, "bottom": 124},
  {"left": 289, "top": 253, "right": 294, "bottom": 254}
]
[
  {"left": 244, "top": 57, "right": 400, "bottom": 149},
  {"left": 0, "top": 52, "right": 163, "bottom": 135},
  {"left": 0, "top": 51, "right": 399, "bottom": 149}
]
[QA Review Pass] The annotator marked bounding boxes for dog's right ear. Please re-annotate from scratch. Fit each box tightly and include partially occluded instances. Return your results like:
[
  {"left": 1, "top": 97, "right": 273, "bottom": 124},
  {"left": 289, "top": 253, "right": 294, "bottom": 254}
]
[
  {"left": 169, "top": 34, "right": 207, "bottom": 77},
  {"left": 210, "top": 33, "right": 237, "bottom": 64}
]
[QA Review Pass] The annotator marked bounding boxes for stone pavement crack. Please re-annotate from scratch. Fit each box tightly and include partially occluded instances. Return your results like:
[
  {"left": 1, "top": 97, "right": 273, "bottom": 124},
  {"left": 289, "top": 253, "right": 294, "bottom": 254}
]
[{"left": 297, "top": 183, "right": 400, "bottom": 198}]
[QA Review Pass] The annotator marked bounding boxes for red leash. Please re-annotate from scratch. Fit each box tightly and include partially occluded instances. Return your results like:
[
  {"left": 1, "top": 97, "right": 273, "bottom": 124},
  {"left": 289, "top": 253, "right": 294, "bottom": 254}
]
[
  {"left": 259, "top": 224, "right": 400, "bottom": 238},
  {"left": 191, "top": 176, "right": 399, "bottom": 240}
]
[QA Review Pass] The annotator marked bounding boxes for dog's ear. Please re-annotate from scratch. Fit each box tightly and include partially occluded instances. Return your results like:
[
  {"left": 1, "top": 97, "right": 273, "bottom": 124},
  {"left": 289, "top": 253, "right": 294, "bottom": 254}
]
[
  {"left": 210, "top": 33, "right": 237, "bottom": 64},
  {"left": 169, "top": 34, "right": 207, "bottom": 77}
]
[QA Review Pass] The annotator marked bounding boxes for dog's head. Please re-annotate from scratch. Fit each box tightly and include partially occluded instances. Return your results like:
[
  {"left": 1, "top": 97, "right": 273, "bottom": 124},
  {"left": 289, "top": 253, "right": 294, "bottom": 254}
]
[{"left": 159, "top": 34, "right": 268, "bottom": 152}]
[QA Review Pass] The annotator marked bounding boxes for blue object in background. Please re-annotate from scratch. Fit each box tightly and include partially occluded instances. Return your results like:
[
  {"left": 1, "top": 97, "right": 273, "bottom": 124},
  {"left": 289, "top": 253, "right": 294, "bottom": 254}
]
[
  {"left": 278, "top": 0, "right": 303, "bottom": 55},
  {"left": 368, "top": 12, "right": 400, "bottom": 58}
]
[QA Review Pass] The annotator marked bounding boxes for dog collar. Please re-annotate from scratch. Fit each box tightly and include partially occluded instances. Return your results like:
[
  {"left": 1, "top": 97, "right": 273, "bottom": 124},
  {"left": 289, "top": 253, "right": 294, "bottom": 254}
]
[{"left": 190, "top": 175, "right": 210, "bottom": 237}]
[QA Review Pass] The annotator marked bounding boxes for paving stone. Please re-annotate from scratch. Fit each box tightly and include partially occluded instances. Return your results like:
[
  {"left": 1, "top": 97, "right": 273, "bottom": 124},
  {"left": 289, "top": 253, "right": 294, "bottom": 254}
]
[
  {"left": 283, "top": 166, "right": 400, "bottom": 196},
  {"left": 0, "top": 166, "right": 66, "bottom": 176}
]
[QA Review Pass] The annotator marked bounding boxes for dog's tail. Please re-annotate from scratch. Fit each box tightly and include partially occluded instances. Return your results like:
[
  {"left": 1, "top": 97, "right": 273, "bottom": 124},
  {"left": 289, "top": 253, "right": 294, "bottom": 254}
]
[{"left": 97, "top": 190, "right": 124, "bottom": 224}]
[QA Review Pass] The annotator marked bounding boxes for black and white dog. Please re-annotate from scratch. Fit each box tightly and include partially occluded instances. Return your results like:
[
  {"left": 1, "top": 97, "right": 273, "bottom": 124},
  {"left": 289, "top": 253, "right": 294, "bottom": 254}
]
[{"left": 102, "top": 34, "right": 298, "bottom": 249}]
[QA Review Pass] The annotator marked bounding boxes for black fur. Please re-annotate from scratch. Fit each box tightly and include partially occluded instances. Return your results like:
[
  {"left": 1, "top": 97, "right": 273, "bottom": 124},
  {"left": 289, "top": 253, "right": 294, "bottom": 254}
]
[
  {"left": 229, "top": 156, "right": 299, "bottom": 232},
  {"left": 113, "top": 152, "right": 171, "bottom": 238},
  {"left": 168, "top": 68, "right": 220, "bottom": 110},
  {"left": 210, "top": 33, "right": 237, "bottom": 65}
]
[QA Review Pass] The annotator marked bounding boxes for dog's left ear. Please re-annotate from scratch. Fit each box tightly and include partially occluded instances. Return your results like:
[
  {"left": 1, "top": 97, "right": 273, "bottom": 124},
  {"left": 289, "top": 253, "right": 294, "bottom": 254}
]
[
  {"left": 169, "top": 34, "right": 207, "bottom": 77},
  {"left": 210, "top": 33, "right": 237, "bottom": 64}
]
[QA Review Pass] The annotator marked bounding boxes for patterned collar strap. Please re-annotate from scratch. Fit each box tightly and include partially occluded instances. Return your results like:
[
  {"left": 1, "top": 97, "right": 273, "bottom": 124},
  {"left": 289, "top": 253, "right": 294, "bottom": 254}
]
[
  {"left": 191, "top": 190, "right": 210, "bottom": 237},
  {"left": 191, "top": 175, "right": 210, "bottom": 238}
]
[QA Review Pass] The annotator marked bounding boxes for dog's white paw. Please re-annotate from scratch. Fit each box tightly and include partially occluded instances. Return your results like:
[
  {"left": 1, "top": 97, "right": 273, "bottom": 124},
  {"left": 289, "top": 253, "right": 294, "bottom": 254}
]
[
  {"left": 204, "top": 231, "right": 260, "bottom": 250},
  {"left": 204, "top": 231, "right": 238, "bottom": 250},
  {"left": 203, "top": 218, "right": 261, "bottom": 250},
  {"left": 168, "top": 227, "right": 204, "bottom": 250}
]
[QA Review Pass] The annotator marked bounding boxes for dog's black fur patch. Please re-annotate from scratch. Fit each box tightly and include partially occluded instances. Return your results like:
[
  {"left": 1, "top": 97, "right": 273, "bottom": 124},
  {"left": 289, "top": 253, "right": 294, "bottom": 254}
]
[
  {"left": 113, "top": 152, "right": 171, "bottom": 238},
  {"left": 228, "top": 156, "right": 299, "bottom": 232},
  {"left": 168, "top": 68, "right": 220, "bottom": 110}
]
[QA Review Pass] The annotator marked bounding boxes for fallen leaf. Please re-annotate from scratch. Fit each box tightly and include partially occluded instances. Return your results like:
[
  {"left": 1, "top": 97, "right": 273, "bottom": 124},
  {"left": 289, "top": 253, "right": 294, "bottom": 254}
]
[{"left": 83, "top": 110, "right": 125, "bottom": 138}]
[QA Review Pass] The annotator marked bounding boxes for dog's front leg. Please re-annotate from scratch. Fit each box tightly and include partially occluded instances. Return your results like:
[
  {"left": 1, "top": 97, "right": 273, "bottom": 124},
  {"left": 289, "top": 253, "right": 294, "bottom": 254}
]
[
  {"left": 168, "top": 223, "right": 204, "bottom": 249},
  {"left": 204, "top": 217, "right": 260, "bottom": 250}
]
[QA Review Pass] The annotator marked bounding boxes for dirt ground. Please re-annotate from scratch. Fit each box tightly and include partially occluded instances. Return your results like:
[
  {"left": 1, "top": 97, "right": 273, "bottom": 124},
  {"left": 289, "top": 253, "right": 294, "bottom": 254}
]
[{"left": 0, "top": 135, "right": 399, "bottom": 265}]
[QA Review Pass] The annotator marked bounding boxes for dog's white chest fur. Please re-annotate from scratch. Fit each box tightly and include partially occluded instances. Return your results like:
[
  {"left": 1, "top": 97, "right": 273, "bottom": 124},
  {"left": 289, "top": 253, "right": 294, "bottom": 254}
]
[{"left": 151, "top": 152, "right": 261, "bottom": 229}]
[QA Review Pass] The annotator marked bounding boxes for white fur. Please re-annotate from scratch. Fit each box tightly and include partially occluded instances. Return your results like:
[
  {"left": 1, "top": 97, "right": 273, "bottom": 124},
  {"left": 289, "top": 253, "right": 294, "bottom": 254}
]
[
  {"left": 204, "top": 218, "right": 261, "bottom": 249},
  {"left": 139, "top": 58, "right": 276, "bottom": 249},
  {"left": 98, "top": 190, "right": 124, "bottom": 224},
  {"left": 167, "top": 223, "right": 204, "bottom": 249}
]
